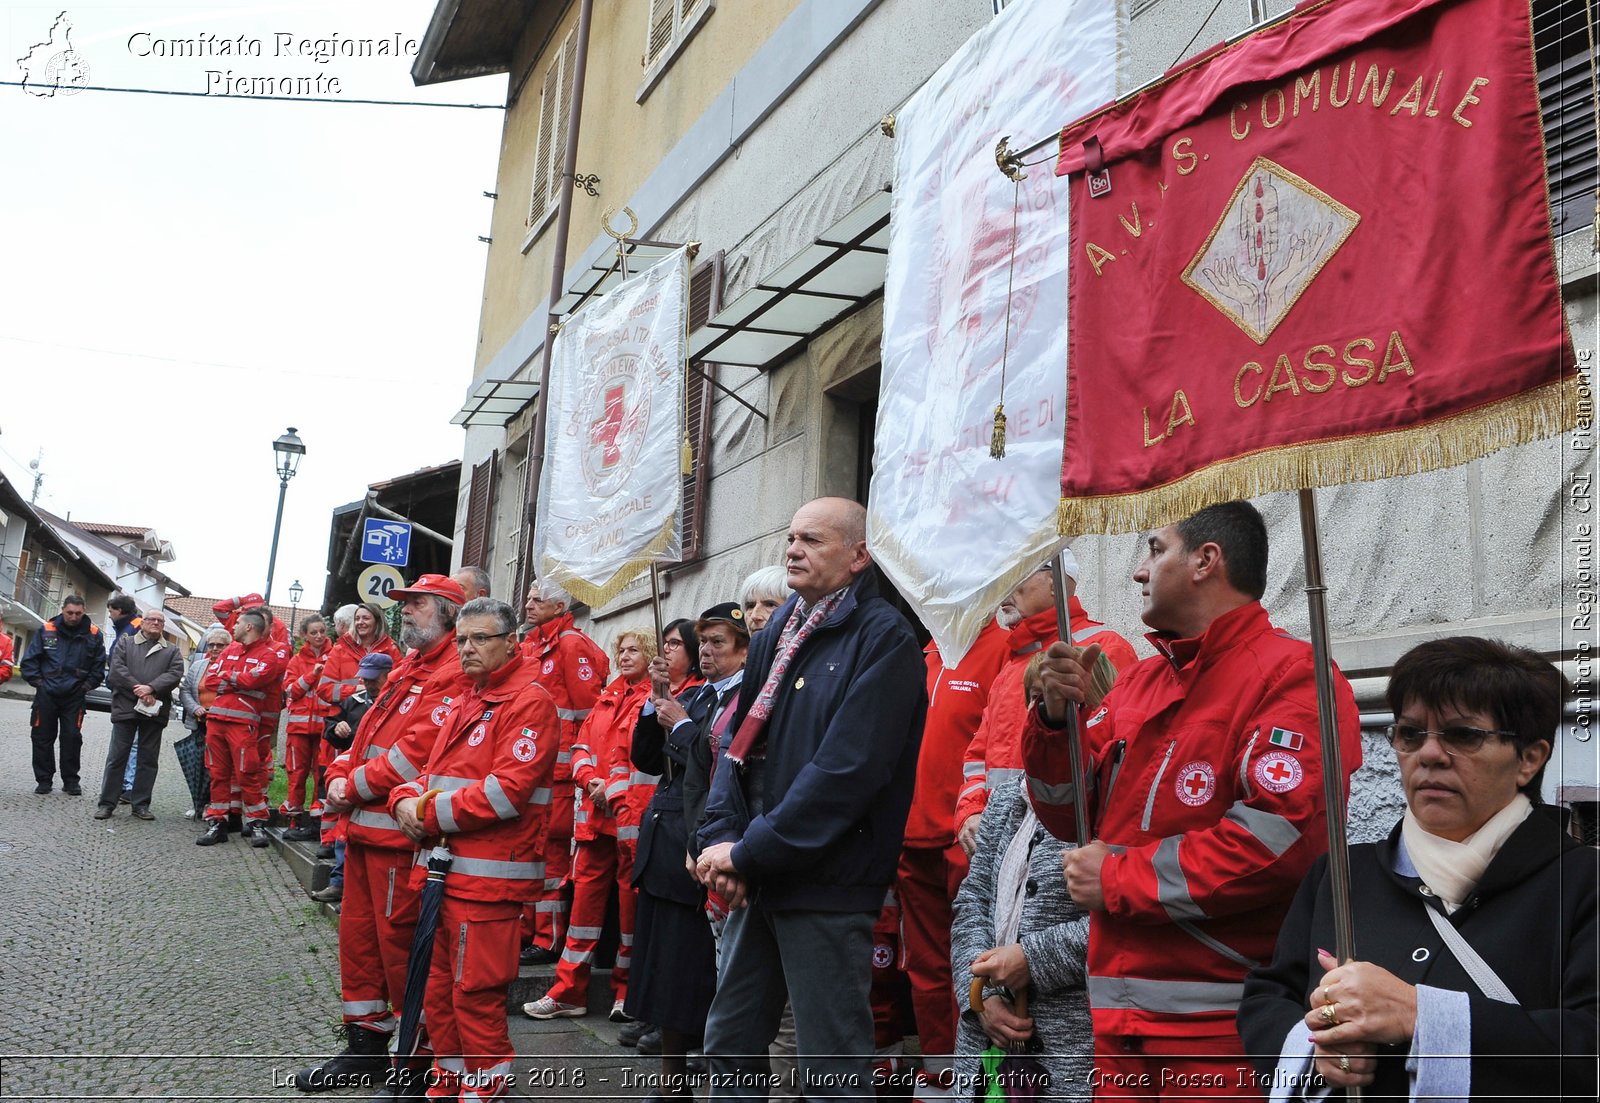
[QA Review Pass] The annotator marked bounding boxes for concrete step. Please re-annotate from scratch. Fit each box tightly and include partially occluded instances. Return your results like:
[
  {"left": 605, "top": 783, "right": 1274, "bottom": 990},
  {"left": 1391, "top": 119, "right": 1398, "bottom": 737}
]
[
  {"left": 265, "top": 825, "right": 333, "bottom": 894},
  {"left": 510, "top": 963, "right": 617, "bottom": 1017}
]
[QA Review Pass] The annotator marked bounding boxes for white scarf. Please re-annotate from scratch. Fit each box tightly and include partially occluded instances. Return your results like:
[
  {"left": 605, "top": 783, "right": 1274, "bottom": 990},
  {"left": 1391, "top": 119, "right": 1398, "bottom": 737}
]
[
  {"left": 1401, "top": 793, "right": 1531, "bottom": 913},
  {"left": 993, "top": 781, "right": 1040, "bottom": 948}
]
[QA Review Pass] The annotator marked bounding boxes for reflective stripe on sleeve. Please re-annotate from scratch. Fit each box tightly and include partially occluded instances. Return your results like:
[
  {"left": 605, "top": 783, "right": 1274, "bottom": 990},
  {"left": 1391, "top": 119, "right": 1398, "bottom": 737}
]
[
  {"left": 435, "top": 791, "right": 458, "bottom": 833},
  {"left": 1153, "top": 835, "right": 1206, "bottom": 922},
  {"left": 386, "top": 744, "right": 420, "bottom": 781},
  {"left": 350, "top": 807, "right": 401, "bottom": 832},
  {"left": 556, "top": 707, "right": 591, "bottom": 722},
  {"left": 1086, "top": 976, "right": 1245, "bottom": 1014},
  {"left": 483, "top": 774, "right": 517, "bottom": 820},
  {"left": 1223, "top": 800, "right": 1301, "bottom": 857}
]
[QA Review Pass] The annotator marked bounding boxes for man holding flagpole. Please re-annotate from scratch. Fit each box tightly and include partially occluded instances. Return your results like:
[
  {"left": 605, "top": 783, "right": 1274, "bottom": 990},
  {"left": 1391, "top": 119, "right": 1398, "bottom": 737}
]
[{"left": 1023, "top": 501, "right": 1362, "bottom": 1098}]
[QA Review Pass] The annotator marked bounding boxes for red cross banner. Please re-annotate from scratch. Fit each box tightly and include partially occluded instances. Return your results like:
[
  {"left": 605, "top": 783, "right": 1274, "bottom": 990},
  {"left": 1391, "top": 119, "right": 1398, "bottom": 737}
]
[
  {"left": 534, "top": 247, "right": 690, "bottom": 605},
  {"left": 1052, "top": 0, "right": 1582, "bottom": 535}
]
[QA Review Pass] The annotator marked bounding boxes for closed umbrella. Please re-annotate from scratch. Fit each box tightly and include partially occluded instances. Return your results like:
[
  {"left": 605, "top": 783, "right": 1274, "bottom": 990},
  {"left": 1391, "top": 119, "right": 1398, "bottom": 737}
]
[
  {"left": 395, "top": 845, "right": 452, "bottom": 1060},
  {"left": 171, "top": 728, "right": 210, "bottom": 818}
]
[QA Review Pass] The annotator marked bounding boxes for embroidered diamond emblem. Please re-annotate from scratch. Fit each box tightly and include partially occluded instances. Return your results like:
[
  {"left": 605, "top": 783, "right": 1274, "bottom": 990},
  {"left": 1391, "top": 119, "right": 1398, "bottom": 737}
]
[{"left": 1182, "top": 157, "right": 1360, "bottom": 345}]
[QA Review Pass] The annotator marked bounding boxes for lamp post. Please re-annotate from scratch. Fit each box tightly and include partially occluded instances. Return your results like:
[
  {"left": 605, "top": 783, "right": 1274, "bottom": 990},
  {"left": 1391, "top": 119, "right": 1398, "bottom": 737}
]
[
  {"left": 288, "top": 579, "right": 304, "bottom": 636},
  {"left": 264, "top": 427, "right": 306, "bottom": 604}
]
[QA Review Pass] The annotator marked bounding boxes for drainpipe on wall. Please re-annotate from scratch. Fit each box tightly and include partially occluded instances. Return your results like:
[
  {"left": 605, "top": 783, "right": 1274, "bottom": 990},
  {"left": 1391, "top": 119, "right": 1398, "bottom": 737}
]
[{"left": 519, "top": 0, "right": 595, "bottom": 599}]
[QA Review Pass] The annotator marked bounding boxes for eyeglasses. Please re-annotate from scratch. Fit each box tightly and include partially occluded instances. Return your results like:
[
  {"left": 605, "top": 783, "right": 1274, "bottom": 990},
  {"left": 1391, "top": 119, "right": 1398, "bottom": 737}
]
[
  {"left": 662, "top": 639, "right": 684, "bottom": 651},
  {"left": 1385, "top": 723, "right": 1515, "bottom": 757},
  {"left": 454, "top": 631, "right": 513, "bottom": 649}
]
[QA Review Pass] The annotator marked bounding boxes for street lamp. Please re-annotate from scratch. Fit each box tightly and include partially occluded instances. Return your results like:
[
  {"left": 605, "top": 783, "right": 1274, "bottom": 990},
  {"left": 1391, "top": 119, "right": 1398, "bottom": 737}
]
[
  {"left": 264, "top": 427, "right": 306, "bottom": 604},
  {"left": 288, "top": 579, "right": 304, "bottom": 635}
]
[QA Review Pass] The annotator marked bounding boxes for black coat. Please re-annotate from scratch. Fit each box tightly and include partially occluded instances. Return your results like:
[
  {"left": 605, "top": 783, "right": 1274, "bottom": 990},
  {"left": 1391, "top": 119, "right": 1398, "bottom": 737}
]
[
  {"left": 1239, "top": 805, "right": 1598, "bottom": 1100},
  {"left": 698, "top": 569, "right": 927, "bottom": 913},
  {"left": 630, "top": 678, "right": 731, "bottom": 905}
]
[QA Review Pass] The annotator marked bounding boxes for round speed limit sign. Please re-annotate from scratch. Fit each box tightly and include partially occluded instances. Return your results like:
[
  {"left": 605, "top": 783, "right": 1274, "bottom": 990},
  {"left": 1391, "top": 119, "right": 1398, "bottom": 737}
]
[{"left": 357, "top": 564, "right": 404, "bottom": 608}]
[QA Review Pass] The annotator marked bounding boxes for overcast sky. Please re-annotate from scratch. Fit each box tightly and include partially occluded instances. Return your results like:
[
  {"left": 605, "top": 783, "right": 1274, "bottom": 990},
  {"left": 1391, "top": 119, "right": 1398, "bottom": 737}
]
[{"left": 0, "top": 1, "right": 505, "bottom": 610}]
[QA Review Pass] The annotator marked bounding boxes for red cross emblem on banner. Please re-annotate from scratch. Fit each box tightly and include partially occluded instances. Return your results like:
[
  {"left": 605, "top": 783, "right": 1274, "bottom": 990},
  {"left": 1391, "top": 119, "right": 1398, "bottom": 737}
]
[
  {"left": 1175, "top": 760, "right": 1215, "bottom": 807},
  {"left": 1253, "top": 751, "right": 1303, "bottom": 794},
  {"left": 589, "top": 384, "right": 627, "bottom": 470}
]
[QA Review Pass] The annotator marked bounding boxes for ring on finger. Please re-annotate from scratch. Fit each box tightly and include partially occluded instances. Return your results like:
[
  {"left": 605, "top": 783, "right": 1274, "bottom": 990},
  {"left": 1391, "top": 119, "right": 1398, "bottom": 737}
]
[
  {"left": 1338, "top": 1056, "right": 1351, "bottom": 1073},
  {"left": 1321, "top": 1002, "right": 1339, "bottom": 1025}
]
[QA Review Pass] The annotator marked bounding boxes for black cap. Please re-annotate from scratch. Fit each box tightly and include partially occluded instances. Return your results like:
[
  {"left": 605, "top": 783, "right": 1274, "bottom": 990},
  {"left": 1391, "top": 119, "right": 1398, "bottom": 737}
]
[{"left": 695, "top": 601, "right": 747, "bottom": 634}]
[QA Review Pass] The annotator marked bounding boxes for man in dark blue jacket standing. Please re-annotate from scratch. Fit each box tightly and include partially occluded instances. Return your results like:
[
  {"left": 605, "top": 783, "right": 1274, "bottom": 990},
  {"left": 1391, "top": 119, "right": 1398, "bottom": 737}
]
[
  {"left": 697, "top": 497, "right": 927, "bottom": 1102},
  {"left": 21, "top": 594, "right": 107, "bottom": 795}
]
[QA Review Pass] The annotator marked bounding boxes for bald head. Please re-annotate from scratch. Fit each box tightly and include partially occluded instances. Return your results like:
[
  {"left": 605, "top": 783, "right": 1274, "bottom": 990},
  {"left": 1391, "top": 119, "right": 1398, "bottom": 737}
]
[{"left": 785, "top": 497, "right": 871, "bottom": 603}]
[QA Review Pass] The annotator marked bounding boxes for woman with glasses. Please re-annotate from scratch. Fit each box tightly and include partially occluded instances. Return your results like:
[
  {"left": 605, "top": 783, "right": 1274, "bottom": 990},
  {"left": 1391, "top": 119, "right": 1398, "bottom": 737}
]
[
  {"left": 177, "top": 626, "right": 231, "bottom": 819},
  {"left": 1239, "top": 636, "right": 1595, "bottom": 1101}
]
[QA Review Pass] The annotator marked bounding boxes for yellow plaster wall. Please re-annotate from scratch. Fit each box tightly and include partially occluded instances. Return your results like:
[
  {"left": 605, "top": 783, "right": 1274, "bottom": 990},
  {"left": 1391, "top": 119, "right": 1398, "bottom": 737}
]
[{"left": 474, "top": 0, "right": 798, "bottom": 376}]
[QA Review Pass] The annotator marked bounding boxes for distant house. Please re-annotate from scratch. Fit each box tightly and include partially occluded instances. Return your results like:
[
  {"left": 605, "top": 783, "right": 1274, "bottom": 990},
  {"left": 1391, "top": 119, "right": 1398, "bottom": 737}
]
[{"left": 0, "top": 473, "right": 117, "bottom": 656}]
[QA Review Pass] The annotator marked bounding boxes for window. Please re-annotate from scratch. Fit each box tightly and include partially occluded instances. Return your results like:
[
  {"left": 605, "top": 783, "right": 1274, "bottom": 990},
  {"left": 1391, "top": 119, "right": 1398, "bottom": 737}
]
[
  {"left": 460, "top": 453, "right": 497, "bottom": 569},
  {"left": 1535, "top": 0, "right": 1597, "bottom": 237},
  {"left": 680, "top": 251, "right": 724, "bottom": 562},
  {"left": 502, "top": 435, "right": 531, "bottom": 582},
  {"left": 640, "top": 0, "right": 712, "bottom": 100},
  {"left": 526, "top": 29, "right": 578, "bottom": 235}
]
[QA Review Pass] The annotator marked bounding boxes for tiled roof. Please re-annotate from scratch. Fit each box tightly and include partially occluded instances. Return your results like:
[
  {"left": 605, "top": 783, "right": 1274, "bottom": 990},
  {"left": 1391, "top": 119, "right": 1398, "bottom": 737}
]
[
  {"left": 165, "top": 595, "right": 305, "bottom": 630},
  {"left": 75, "top": 522, "right": 153, "bottom": 538}
]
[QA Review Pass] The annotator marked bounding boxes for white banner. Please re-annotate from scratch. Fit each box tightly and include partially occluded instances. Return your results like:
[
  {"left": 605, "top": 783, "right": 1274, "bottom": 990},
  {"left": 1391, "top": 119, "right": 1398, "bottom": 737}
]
[
  {"left": 869, "top": 0, "right": 1122, "bottom": 663},
  {"left": 535, "top": 248, "right": 690, "bottom": 607}
]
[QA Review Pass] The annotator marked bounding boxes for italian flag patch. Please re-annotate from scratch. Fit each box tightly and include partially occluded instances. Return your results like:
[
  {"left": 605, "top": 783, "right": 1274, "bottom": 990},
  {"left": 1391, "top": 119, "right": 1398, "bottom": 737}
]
[{"left": 1268, "top": 727, "right": 1304, "bottom": 751}]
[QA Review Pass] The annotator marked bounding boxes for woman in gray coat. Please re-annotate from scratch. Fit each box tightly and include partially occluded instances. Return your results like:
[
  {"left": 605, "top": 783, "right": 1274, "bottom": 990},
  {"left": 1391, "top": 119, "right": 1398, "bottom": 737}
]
[{"left": 951, "top": 775, "right": 1094, "bottom": 1098}]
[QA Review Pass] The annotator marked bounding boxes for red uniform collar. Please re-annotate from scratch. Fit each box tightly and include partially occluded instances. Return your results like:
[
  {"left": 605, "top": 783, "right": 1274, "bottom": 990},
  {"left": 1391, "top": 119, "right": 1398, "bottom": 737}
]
[
  {"left": 1147, "top": 600, "right": 1269, "bottom": 672},
  {"left": 470, "top": 651, "right": 530, "bottom": 700}
]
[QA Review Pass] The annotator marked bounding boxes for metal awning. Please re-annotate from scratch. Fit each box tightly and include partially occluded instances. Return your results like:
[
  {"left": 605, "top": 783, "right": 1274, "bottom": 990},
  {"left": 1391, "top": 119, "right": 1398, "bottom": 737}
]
[
  {"left": 450, "top": 378, "right": 540, "bottom": 427},
  {"left": 553, "top": 240, "right": 684, "bottom": 317},
  {"left": 689, "top": 188, "right": 890, "bottom": 370}
]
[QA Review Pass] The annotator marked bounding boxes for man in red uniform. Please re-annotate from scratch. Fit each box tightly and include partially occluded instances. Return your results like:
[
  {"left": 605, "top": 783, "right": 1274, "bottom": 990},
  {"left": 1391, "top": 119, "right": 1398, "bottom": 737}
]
[
  {"left": 892, "top": 616, "right": 1009, "bottom": 1091},
  {"left": 954, "top": 550, "right": 1139, "bottom": 853},
  {"left": 517, "top": 578, "right": 609, "bottom": 964},
  {"left": 294, "top": 574, "right": 470, "bottom": 1096},
  {"left": 211, "top": 594, "right": 291, "bottom": 813},
  {"left": 1024, "top": 501, "right": 1362, "bottom": 1099},
  {"left": 390, "top": 597, "right": 562, "bottom": 1103},
  {"left": 197, "top": 610, "right": 288, "bottom": 846}
]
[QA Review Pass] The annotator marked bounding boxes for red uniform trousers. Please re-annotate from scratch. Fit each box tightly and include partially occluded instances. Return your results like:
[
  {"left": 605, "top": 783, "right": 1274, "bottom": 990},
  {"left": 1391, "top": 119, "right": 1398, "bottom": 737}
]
[
  {"left": 894, "top": 843, "right": 968, "bottom": 1063},
  {"left": 1091, "top": 1033, "right": 1260, "bottom": 1102},
  {"left": 256, "top": 725, "right": 276, "bottom": 798},
  {"left": 424, "top": 897, "right": 521, "bottom": 1102},
  {"left": 340, "top": 843, "right": 421, "bottom": 1035},
  {"left": 284, "top": 732, "right": 319, "bottom": 813},
  {"left": 205, "top": 718, "right": 267, "bottom": 823},
  {"left": 545, "top": 832, "right": 634, "bottom": 1004},
  {"left": 529, "top": 793, "right": 575, "bottom": 950}
]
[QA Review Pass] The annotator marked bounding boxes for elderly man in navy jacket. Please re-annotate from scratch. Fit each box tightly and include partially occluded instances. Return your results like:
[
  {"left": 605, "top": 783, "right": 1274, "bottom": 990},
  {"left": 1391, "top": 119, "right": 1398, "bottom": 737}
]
[{"left": 696, "top": 497, "right": 927, "bottom": 1102}]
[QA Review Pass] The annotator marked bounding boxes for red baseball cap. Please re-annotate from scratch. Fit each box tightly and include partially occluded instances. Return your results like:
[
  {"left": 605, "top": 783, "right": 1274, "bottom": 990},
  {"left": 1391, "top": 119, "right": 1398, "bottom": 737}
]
[{"left": 389, "top": 574, "right": 467, "bottom": 605}]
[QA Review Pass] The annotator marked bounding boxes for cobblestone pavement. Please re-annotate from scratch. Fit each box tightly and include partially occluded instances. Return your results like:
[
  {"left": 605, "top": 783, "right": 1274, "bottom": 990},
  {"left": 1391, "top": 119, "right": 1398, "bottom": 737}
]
[
  {"left": 0, "top": 697, "right": 344, "bottom": 1101},
  {"left": 0, "top": 696, "right": 692, "bottom": 1102}
]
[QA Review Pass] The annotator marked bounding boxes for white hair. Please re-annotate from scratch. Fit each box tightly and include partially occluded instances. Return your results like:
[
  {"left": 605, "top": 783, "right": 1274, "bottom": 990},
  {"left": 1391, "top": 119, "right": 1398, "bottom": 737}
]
[
  {"left": 740, "top": 565, "right": 789, "bottom": 604},
  {"left": 333, "top": 603, "right": 358, "bottom": 633},
  {"left": 530, "top": 578, "right": 572, "bottom": 608}
]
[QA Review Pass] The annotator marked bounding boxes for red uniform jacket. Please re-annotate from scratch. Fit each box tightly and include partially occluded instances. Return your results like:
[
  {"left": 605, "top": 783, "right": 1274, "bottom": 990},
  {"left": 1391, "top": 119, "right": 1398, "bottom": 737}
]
[
  {"left": 204, "top": 636, "right": 290, "bottom": 729},
  {"left": 902, "top": 621, "right": 1011, "bottom": 850},
  {"left": 283, "top": 636, "right": 332, "bottom": 736},
  {"left": 1021, "top": 601, "right": 1361, "bottom": 1038},
  {"left": 212, "top": 594, "right": 290, "bottom": 724},
  {"left": 327, "top": 634, "right": 473, "bottom": 851},
  {"left": 318, "top": 632, "right": 403, "bottom": 713},
  {"left": 571, "top": 675, "right": 652, "bottom": 841},
  {"left": 955, "top": 598, "right": 1138, "bottom": 831},
  {"left": 519, "top": 613, "right": 609, "bottom": 788},
  {"left": 390, "top": 652, "right": 562, "bottom": 904}
]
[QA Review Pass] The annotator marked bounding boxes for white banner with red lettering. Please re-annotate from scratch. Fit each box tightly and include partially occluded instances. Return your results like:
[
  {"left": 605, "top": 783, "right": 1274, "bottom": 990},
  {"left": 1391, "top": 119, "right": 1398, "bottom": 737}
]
[
  {"left": 535, "top": 247, "right": 689, "bottom": 607},
  {"left": 868, "top": 0, "right": 1122, "bottom": 662}
]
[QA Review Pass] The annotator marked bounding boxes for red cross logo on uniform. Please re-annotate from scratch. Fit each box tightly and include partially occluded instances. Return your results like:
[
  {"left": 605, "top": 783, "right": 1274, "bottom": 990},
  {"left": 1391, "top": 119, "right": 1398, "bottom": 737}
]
[
  {"left": 1254, "top": 751, "right": 1303, "bottom": 794},
  {"left": 589, "top": 384, "right": 627, "bottom": 470},
  {"left": 1175, "top": 760, "right": 1215, "bottom": 806}
]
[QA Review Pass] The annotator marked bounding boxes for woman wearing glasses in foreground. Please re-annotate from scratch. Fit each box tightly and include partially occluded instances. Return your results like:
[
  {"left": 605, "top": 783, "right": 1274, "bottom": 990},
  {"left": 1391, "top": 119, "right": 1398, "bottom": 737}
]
[{"left": 1238, "top": 636, "right": 1596, "bottom": 1101}]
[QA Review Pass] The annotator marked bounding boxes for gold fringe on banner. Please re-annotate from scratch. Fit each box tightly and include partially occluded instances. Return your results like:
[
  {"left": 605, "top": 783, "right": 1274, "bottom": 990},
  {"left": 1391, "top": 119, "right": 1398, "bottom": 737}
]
[
  {"left": 1057, "top": 377, "right": 1587, "bottom": 536},
  {"left": 543, "top": 513, "right": 680, "bottom": 609}
]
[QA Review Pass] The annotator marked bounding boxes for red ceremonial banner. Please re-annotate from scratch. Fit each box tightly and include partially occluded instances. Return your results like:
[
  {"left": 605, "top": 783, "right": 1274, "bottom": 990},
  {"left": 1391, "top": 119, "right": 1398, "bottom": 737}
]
[{"left": 1053, "top": 0, "right": 1581, "bottom": 534}]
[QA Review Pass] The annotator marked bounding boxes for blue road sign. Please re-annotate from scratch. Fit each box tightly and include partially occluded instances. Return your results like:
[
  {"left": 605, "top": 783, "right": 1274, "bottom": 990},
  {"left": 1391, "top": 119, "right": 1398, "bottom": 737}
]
[{"left": 361, "top": 518, "right": 412, "bottom": 567}]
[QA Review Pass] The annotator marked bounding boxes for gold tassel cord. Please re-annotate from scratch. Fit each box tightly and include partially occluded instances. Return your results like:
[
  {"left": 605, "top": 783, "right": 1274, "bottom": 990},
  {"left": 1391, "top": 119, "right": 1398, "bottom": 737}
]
[
  {"left": 1056, "top": 377, "right": 1587, "bottom": 536},
  {"left": 990, "top": 404, "right": 1008, "bottom": 459},
  {"left": 991, "top": 176, "right": 1025, "bottom": 461},
  {"left": 681, "top": 433, "right": 694, "bottom": 475}
]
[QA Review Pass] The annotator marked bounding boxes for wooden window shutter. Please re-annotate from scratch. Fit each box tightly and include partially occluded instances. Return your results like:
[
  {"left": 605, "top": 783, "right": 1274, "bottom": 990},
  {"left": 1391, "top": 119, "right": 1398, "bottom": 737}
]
[
  {"left": 646, "top": 0, "right": 677, "bottom": 66},
  {"left": 462, "top": 453, "right": 498, "bottom": 567},
  {"left": 527, "top": 30, "right": 575, "bottom": 228},
  {"left": 1535, "top": 0, "right": 1597, "bottom": 236},
  {"left": 680, "top": 251, "right": 723, "bottom": 561}
]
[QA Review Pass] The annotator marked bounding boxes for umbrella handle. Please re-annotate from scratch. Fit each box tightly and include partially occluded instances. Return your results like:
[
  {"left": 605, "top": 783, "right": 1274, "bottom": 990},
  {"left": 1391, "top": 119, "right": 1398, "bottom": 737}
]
[{"left": 968, "top": 977, "right": 1029, "bottom": 1018}]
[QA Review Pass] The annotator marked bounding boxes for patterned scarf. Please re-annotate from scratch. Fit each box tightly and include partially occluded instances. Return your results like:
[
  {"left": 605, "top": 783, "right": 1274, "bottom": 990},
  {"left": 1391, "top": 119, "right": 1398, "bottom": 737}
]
[{"left": 724, "top": 586, "right": 847, "bottom": 764}]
